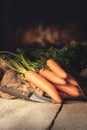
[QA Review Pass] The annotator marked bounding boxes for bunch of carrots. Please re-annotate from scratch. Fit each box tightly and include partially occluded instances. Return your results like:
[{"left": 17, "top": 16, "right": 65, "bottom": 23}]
[
  {"left": 25, "top": 59, "right": 83, "bottom": 103},
  {"left": 0, "top": 50, "right": 84, "bottom": 103}
]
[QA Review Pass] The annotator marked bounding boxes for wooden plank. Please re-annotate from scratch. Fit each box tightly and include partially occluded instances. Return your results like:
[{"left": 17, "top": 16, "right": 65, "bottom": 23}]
[{"left": 52, "top": 101, "right": 87, "bottom": 130}]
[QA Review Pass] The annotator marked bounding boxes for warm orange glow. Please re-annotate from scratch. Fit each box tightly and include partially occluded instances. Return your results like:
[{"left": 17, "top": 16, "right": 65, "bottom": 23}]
[{"left": 15, "top": 22, "right": 79, "bottom": 47}]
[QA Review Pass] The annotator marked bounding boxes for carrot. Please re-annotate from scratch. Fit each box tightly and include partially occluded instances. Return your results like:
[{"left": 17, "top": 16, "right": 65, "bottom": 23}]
[
  {"left": 25, "top": 70, "right": 62, "bottom": 103},
  {"left": 66, "top": 74, "right": 79, "bottom": 86},
  {"left": 66, "top": 75, "right": 84, "bottom": 95},
  {"left": 39, "top": 68, "right": 66, "bottom": 85},
  {"left": 54, "top": 84, "right": 80, "bottom": 97},
  {"left": 46, "top": 59, "right": 68, "bottom": 79}
]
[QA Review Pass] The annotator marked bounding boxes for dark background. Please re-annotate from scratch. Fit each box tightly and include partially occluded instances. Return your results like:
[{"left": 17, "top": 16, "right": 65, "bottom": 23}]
[{"left": 0, "top": 0, "right": 87, "bottom": 50}]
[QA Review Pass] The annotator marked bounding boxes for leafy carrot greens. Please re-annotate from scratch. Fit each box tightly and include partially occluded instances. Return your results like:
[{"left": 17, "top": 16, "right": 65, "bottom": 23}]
[
  {"left": 0, "top": 43, "right": 87, "bottom": 77},
  {"left": 23, "top": 43, "right": 87, "bottom": 75}
]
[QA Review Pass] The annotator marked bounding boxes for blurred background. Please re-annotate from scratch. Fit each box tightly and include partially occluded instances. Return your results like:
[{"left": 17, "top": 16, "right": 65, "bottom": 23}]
[{"left": 0, "top": 0, "right": 87, "bottom": 50}]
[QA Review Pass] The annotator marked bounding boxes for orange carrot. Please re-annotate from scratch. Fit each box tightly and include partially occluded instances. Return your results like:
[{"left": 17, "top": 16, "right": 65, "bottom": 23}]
[
  {"left": 66, "top": 74, "right": 79, "bottom": 86},
  {"left": 39, "top": 68, "right": 66, "bottom": 85},
  {"left": 25, "top": 70, "right": 62, "bottom": 103},
  {"left": 46, "top": 59, "right": 68, "bottom": 79},
  {"left": 54, "top": 84, "right": 80, "bottom": 97}
]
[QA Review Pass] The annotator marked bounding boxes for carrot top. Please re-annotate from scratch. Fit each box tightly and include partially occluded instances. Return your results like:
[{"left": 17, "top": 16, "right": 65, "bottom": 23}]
[{"left": 0, "top": 49, "right": 49, "bottom": 76}]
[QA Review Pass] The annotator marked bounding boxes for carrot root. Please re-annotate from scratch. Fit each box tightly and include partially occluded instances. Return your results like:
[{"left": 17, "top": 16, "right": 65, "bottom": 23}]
[
  {"left": 54, "top": 84, "right": 80, "bottom": 97},
  {"left": 46, "top": 59, "right": 68, "bottom": 79},
  {"left": 25, "top": 70, "right": 62, "bottom": 103},
  {"left": 66, "top": 74, "right": 79, "bottom": 86},
  {"left": 39, "top": 68, "right": 66, "bottom": 85}
]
